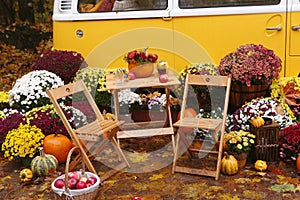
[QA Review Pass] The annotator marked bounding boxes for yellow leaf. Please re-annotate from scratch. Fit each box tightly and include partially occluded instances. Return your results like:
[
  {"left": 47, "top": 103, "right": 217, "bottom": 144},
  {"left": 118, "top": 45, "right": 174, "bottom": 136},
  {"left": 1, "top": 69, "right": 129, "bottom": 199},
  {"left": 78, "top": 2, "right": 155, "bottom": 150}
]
[
  {"left": 1, "top": 176, "right": 11, "bottom": 182},
  {"left": 129, "top": 152, "right": 149, "bottom": 163},
  {"left": 149, "top": 174, "right": 164, "bottom": 181}
]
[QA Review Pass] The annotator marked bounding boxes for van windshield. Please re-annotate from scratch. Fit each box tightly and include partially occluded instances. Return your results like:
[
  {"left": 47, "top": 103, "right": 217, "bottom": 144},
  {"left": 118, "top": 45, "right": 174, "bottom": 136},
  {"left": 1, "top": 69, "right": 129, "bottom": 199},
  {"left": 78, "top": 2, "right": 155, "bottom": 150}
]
[{"left": 79, "top": 0, "right": 168, "bottom": 13}]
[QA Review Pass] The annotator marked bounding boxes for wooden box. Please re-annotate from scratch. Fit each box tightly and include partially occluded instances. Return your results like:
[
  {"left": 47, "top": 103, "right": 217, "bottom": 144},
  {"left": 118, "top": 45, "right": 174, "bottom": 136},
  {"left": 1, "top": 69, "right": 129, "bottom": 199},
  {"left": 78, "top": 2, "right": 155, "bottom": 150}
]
[{"left": 249, "top": 120, "right": 280, "bottom": 162}]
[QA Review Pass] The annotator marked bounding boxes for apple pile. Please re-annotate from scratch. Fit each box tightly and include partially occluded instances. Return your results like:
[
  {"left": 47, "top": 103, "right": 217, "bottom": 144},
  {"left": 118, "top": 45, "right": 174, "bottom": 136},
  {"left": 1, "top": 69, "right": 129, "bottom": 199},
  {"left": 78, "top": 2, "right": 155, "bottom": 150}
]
[{"left": 54, "top": 171, "right": 98, "bottom": 190}]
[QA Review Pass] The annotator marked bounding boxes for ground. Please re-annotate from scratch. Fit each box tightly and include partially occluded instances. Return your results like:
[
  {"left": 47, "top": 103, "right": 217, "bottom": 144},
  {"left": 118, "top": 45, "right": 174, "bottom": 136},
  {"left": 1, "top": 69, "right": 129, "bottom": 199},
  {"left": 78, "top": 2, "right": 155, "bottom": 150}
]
[{"left": 1, "top": 136, "right": 300, "bottom": 200}]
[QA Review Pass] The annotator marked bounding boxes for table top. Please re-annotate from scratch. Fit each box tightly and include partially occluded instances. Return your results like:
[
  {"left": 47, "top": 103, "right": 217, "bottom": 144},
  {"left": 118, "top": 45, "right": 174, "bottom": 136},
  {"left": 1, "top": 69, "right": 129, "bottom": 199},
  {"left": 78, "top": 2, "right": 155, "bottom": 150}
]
[{"left": 106, "top": 71, "right": 180, "bottom": 90}]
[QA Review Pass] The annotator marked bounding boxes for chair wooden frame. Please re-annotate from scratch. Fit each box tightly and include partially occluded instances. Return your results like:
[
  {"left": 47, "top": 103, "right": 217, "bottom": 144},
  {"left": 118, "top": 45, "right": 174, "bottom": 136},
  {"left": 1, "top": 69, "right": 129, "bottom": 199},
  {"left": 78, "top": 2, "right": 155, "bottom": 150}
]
[
  {"left": 46, "top": 80, "right": 129, "bottom": 183},
  {"left": 172, "top": 74, "right": 231, "bottom": 180}
]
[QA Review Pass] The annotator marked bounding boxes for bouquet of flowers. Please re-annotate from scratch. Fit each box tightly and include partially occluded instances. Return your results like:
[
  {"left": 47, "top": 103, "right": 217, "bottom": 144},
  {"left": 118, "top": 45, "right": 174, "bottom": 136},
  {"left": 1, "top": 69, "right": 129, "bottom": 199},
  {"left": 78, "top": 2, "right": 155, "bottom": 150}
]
[
  {"left": 226, "top": 97, "right": 295, "bottom": 131},
  {"left": 279, "top": 122, "right": 300, "bottom": 162},
  {"left": 124, "top": 47, "right": 158, "bottom": 65},
  {"left": 1, "top": 123, "right": 45, "bottom": 160},
  {"left": 224, "top": 130, "right": 256, "bottom": 154},
  {"left": 9, "top": 70, "right": 64, "bottom": 113},
  {"left": 218, "top": 44, "right": 282, "bottom": 86}
]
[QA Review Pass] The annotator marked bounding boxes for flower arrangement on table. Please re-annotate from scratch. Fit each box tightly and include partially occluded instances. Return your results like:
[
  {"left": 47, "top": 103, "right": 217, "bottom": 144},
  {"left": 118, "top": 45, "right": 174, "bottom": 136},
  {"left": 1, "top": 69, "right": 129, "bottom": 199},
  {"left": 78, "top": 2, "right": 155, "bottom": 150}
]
[
  {"left": 218, "top": 43, "right": 282, "bottom": 86},
  {"left": 124, "top": 47, "right": 158, "bottom": 78},
  {"left": 124, "top": 47, "right": 158, "bottom": 67},
  {"left": 279, "top": 122, "right": 300, "bottom": 162},
  {"left": 32, "top": 49, "right": 86, "bottom": 83},
  {"left": 226, "top": 97, "right": 296, "bottom": 131},
  {"left": 9, "top": 70, "right": 64, "bottom": 113},
  {"left": 224, "top": 130, "right": 256, "bottom": 155},
  {"left": 1, "top": 123, "right": 45, "bottom": 160}
]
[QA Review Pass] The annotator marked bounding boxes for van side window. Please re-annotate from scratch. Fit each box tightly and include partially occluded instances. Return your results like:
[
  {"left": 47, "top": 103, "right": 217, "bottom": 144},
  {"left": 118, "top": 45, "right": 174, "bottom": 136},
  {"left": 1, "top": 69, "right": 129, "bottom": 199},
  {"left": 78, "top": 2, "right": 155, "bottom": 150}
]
[
  {"left": 79, "top": 0, "right": 168, "bottom": 12},
  {"left": 179, "top": 0, "right": 280, "bottom": 9}
]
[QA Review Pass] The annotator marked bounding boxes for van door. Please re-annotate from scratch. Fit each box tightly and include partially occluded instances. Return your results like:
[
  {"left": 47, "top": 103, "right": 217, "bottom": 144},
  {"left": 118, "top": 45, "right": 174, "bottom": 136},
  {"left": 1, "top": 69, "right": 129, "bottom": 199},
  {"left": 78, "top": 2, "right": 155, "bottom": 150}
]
[
  {"left": 170, "top": 0, "right": 287, "bottom": 75},
  {"left": 287, "top": 0, "right": 300, "bottom": 76}
]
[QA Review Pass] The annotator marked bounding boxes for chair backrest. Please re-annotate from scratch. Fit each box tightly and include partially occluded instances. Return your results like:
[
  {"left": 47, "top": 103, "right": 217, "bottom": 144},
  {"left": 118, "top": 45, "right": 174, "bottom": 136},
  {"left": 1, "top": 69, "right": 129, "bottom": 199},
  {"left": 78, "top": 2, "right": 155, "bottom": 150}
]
[
  {"left": 46, "top": 80, "right": 105, "bottom": 139},
  {"left": 180, "top": 74, "right": 231, "bottom": 120}
]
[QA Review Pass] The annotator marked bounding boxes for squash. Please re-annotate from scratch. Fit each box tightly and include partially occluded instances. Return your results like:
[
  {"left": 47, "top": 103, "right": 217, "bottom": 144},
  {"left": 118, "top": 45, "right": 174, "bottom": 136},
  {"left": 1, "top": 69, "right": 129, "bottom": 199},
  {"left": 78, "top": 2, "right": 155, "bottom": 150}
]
[
  {"left": 43, "top": 133, "right": 72, "bottom": 163},
  {"left": 296, "top": 155, "right": 300, "bottom": 172},
  {"left": 31, "top": 147, "right": 58, "bottom": 177},
  {"left": 254, "top": 160, "right": 268, "bottom": 172},
  {"left": 221, "top": 152, "right": 239, "bottom": 175},
  {"left": 19, "top": 168, "right": 33, "bottom": 182},
  {"left": 251, "top": 116, "right": 265, "bottom": 128}
]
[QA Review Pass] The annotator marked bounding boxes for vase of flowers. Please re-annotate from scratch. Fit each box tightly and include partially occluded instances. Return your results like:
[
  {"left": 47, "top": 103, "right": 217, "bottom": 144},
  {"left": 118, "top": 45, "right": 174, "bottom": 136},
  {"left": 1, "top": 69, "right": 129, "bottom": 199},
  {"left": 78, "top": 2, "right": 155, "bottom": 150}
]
[
  {"left": 224, "top": 130, "right": 256, "bottom": 167},
  {"left": 124, "top": 47, "right": 158, "bottom": 78},
  {"left": 218, "top": 44, "right": 282, "bottom": 113}
]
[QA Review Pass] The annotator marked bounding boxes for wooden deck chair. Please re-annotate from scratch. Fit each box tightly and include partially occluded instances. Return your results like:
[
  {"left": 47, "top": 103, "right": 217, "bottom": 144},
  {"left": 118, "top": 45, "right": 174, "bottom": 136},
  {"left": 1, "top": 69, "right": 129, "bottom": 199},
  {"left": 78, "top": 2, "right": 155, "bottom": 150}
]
[
  {"left": 46, "top": 80, "right": 129, "bottom": 183},
  {"left": 172, "top": 74, "right": 231, "bottom": 180}
]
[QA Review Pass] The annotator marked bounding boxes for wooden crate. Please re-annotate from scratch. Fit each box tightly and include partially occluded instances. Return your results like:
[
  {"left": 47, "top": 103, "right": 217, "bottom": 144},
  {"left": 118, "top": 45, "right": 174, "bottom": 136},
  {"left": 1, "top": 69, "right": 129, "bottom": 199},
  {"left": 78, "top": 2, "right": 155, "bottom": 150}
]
[{"left": 249, "top": 120, "right": 280, "bottom": 162}]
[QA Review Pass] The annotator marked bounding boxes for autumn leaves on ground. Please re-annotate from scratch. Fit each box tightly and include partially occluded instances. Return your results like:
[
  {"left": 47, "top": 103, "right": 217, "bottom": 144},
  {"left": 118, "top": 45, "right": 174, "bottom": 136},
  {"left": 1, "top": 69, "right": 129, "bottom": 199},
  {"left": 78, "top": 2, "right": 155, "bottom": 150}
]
[{"left": 1, "top": 23, "right": 300, "bottom": 199}]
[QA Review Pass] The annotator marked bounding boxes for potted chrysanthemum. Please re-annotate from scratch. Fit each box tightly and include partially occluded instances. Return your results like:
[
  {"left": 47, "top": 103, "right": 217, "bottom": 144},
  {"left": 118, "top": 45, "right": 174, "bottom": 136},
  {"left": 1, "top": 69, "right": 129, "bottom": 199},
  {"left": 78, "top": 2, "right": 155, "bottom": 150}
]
[{"left": 218, "top": 44, "right": 282, "bottom": 112}]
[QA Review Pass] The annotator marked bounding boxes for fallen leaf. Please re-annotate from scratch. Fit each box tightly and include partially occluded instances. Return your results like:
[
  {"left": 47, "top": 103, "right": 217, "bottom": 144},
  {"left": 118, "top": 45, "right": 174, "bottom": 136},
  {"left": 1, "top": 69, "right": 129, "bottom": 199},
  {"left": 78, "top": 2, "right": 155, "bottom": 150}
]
[
  {"left": 270, "top": 183, "right": 296, "bottom": 193},
  {"left": 149, "top": 174, "right": 164, "bottom": 181}
]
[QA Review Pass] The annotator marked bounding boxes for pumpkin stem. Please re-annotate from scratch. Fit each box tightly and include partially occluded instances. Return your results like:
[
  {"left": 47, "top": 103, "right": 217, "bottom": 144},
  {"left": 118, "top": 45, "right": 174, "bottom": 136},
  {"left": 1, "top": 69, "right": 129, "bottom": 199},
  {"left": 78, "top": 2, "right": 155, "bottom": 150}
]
[
  {"left": 39, "top": 147, "right": 45, "bottom": 158},
  {"left": 224, "top": 151, "right": 230, "bottom": 159}
]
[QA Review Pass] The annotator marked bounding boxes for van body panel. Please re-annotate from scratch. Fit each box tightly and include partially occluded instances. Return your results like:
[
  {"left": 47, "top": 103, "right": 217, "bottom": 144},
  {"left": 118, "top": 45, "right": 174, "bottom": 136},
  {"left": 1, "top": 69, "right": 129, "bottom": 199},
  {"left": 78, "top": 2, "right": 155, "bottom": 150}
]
[{"left": 52, "top": 0, "right": 299, "bottom": 76}]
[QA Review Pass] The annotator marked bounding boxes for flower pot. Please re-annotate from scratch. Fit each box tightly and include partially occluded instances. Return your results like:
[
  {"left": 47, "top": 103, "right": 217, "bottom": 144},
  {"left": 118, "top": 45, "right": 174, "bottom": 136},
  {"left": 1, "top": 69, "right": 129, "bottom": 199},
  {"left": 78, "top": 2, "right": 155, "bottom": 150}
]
[
  {"left": 129, "top": 63, "right": 155, "bottom": 78},
  {"left": 232, "top": 152, "right": 249, "bottom": 168},
  {"left": 131, "top": 110, "right": 166, "bottom": 122},
  {"left": 229, "top": 83, "right": 270, "bottom": 113}
]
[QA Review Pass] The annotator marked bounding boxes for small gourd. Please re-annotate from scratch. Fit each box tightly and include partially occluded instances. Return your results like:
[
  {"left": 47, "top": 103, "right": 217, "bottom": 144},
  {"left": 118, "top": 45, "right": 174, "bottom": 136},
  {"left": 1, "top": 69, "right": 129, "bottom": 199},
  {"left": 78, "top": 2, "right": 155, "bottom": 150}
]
[
  {"left": 251, "top": 116, "right": 265, "bottom": 128},
  {"left": 221, "top": 152, "right": 239, "bottom": 175},
  {"left": 19, "top": 168, "right": 33, "bottom": 182},
  {"left": 31, "top": 147, "right": 58, "bottom": 177},
  {"left": 254, "top": 160, "right": 268, "bottom": 172}
]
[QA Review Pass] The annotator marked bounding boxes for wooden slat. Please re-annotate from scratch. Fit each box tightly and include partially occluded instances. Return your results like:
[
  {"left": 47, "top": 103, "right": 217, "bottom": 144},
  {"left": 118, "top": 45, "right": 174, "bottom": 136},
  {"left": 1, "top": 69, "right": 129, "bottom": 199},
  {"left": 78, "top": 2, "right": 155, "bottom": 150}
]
[
  {"left": 174, "top": 166, "right": 217, "bottom": 177},
  {"left": 117, "top": 127, "right": 174, "bottom": 139},
  {"left": 173, "top": 118, "right": 222, "bottom": 130}
]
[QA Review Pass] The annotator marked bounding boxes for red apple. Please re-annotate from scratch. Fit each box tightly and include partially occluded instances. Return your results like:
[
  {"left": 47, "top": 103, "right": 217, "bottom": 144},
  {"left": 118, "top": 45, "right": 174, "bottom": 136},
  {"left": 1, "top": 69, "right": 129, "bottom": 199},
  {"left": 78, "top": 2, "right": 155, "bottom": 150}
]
[
  {"left": 76, "top": 181, "right": 87, "bottom": 189},
  {"left": 54, "top": 178, "right": 65, "bottom": 189},
  {"left": 68, "top": 178, "right": 78, "bottom": 189},
  {"left": 86, "top": 183, "right": 93, "bottom": 188},
  {"left": 159, "top": 74, "right": 168, "bottom": 83},
  {"left": 131, "top": 197, "right": 142, "bottom": 200},
  {"left": 68, "top": 171, "right": 81, "bottom": 181},
  {"left": 128, "top": 72, "right": 136, "bottom": 80},
  {"left": 87, "top": 176, "right": 97, "bottom": 185}
]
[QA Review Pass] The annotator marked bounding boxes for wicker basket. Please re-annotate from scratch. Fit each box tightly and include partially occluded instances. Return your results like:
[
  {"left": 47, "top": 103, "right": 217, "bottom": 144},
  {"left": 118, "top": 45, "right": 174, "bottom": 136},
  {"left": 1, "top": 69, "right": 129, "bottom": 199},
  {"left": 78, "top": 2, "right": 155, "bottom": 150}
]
[{"left": 51, "top": 147, "right": 100, "bottom": 200}]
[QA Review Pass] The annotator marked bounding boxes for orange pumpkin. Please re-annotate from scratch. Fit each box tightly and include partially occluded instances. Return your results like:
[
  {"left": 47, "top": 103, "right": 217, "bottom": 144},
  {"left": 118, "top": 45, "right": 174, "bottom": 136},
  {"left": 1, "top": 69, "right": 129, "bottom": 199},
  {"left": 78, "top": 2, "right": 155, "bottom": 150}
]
[
  {"left": 177, "top": 108, "right": 197, "bottom": 133},
  {"left": 43, "top": 134, "right": 72, "bottom": 163},
  {"left": 297, "top": 155, "right": 300, "bottom": 172}
]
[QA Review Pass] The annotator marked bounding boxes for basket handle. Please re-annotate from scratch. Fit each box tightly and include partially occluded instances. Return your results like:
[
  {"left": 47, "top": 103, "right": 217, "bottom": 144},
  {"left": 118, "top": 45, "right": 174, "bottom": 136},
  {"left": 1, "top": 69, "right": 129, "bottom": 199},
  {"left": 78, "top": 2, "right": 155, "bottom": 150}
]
[{"left": 64, "top": 146, "right": 86, "bottom": 192}]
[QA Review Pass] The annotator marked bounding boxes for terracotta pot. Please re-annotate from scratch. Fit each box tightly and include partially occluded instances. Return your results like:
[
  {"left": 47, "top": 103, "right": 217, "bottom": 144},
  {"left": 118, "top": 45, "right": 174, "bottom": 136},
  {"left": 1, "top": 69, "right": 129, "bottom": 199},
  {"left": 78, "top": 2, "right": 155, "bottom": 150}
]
[{"left": 129, "top": 63, "right": 155, "bottom": 78}]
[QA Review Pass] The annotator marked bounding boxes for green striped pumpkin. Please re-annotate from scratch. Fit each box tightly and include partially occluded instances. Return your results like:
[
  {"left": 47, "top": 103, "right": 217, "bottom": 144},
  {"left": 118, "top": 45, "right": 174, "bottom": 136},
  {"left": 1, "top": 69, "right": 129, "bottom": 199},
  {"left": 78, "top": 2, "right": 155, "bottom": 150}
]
[
  {"left": 221, "top": 152, "right": 238, "bottom": 175},
  {"left": 31, "top": 147, "right": 58, "bottom": 177}
]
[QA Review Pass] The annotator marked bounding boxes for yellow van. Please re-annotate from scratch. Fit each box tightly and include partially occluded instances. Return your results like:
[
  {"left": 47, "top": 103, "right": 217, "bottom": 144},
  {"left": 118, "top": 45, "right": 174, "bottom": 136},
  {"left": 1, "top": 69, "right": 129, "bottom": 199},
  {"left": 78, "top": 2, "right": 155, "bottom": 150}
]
[{"left": 52, "top": 0, "right": 300, "bottom": 76}]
